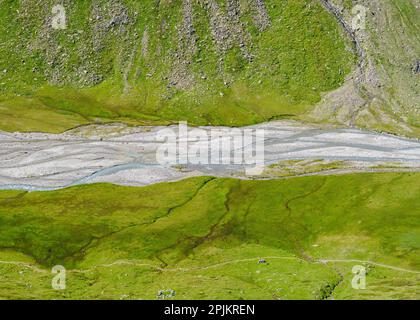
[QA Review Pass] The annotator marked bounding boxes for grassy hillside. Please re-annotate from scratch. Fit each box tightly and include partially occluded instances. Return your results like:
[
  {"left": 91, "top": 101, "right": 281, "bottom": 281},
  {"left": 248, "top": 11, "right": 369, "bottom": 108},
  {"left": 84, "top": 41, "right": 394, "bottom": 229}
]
[
  {"left": 309, "top": 0, "right": 420, "bottom": 138},
  {"left": 0, "top": 0, "right": 354, "bottom": 132},
  {"left": 0, "top": 173, "right": 419, "bottom": 299}
]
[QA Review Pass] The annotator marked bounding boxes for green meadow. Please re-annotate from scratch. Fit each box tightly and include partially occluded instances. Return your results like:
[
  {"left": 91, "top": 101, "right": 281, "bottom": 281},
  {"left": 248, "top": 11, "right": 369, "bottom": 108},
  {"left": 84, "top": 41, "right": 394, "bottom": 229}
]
[{"left": 0, "top": 172, "right": 418, "bottom": 300}]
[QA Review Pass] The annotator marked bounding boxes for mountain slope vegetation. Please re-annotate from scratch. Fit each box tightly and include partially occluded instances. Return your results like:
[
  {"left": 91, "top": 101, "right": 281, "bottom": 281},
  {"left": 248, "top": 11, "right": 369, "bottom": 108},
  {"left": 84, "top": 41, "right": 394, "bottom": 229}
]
[
  {"left": 0, "top": 0, "right": 354, "bottom": 132},
  {"left": 309, "top": 0, "right": 420, "bottom": 137}
]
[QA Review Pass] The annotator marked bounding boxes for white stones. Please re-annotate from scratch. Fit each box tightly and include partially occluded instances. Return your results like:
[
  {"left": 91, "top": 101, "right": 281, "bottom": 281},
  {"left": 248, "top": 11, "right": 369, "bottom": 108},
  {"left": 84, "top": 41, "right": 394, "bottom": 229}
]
[{"left": 0, "top": 121, "right": 419, "bottom": 191}]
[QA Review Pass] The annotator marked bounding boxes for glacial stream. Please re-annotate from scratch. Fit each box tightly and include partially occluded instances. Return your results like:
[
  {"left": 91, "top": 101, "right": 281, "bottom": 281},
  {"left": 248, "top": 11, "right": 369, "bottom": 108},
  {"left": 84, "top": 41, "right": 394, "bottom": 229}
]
[{"left": 0, "top": 121, "right": 419, "bottom": 191}]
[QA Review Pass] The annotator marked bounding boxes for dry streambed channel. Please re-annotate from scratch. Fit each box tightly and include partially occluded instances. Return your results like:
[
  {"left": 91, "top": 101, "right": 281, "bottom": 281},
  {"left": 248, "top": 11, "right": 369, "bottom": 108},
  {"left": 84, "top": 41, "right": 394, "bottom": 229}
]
[{"left": 0, "top": 121, "right": 419, "bottom": 191}]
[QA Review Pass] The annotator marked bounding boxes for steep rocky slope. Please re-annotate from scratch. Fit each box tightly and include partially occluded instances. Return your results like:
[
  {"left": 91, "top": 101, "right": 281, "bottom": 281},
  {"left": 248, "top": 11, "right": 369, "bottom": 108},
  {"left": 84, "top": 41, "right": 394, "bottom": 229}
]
[
  {"left": 0, "top": 0, "right": 418, "bottom": 137},
  {"left": 310, "top": 0, "right": 420, "bottom": 137}
]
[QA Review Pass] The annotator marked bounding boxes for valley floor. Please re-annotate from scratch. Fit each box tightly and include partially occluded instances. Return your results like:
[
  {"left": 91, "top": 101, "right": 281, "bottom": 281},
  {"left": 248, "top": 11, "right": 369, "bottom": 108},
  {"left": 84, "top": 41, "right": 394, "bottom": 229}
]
[{"left": 0, "top": 121, "right": 419, "bottom": 191}]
